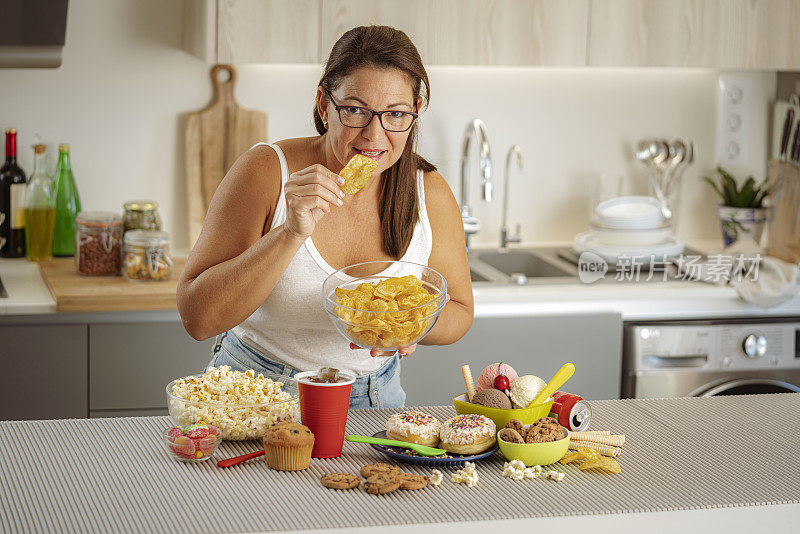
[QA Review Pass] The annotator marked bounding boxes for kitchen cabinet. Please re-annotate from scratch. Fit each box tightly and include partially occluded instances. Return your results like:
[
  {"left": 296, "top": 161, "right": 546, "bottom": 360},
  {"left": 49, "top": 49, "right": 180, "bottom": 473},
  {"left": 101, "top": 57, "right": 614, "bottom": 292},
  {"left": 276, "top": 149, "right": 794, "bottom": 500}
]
[
  {"left": 403, "top": 312, "right": 623, "bottom": 405},
  {"left": 0, "top": 315, "right": 213, "bottom": 420},
  {"left": 89, "top": 322, "right": 214, "bottom": 418},
  {"left": 588, "top": 0, "right": 800, "bottom": 69},
  {"left": 182, "top": 0, "right": 800, "bottom": 69},
  {"left": 0, "top": 324, "right": 87, "bottom": 420}
]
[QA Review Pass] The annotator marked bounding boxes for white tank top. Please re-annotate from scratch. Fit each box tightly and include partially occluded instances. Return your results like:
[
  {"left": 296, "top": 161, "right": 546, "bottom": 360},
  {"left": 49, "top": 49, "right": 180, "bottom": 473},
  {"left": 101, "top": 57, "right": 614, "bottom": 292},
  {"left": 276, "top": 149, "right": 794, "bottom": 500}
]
[{"left": 232, "top": 143, "right": 433, "bottom": 376}]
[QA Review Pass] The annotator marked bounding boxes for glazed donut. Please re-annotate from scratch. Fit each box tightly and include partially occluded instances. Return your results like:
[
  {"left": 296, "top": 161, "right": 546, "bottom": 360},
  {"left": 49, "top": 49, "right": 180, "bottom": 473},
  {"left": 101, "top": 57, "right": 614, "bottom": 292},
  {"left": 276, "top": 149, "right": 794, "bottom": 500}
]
[
  {"left": 439, "top": 414, "right": 497, "bottom": 454},
  {"left": 386, "top": 411, "right": 441, "bottom": 448}
]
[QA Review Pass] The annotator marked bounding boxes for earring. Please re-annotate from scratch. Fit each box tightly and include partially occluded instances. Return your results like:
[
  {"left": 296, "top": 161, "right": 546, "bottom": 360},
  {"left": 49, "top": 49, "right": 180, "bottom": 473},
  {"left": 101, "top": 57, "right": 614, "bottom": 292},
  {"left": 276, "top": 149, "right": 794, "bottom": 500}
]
[{"left": 322, "top": 117, "right": 328, "bottom": 128}]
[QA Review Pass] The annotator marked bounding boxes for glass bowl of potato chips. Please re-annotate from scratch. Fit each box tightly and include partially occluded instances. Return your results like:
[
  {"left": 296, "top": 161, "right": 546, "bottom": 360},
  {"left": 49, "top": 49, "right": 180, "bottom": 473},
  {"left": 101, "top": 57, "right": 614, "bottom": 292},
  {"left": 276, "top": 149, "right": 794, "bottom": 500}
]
[{"left": 323, "top": 261, "right": 447, "bottom": 351}]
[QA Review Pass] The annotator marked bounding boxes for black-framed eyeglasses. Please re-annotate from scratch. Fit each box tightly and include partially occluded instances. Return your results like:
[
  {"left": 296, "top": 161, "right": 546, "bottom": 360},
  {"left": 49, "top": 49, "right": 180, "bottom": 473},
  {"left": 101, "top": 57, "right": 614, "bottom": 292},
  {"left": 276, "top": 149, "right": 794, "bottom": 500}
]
[{"left": 324, "top": 88, "right": 418, "bottom": 132}]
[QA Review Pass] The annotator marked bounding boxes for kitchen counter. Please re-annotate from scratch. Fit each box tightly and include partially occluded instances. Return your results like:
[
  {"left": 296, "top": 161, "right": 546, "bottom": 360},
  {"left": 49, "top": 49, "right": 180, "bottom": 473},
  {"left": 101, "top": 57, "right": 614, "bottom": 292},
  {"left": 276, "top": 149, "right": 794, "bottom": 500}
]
[
  {"left": 1, "top": 394, "right": 798, "bottom": 533},
  {"left": 2, "top": 240, "right": 799, "bottom": 320}
]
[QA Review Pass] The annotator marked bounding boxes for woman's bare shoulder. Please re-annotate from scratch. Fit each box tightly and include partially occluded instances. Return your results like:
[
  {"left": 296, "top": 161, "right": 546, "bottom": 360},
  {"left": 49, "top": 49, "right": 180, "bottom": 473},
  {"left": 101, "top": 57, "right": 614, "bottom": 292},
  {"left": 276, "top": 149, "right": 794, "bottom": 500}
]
[
  {"left": 422, "top": 169, "right": 457, "bottom": 205},
  {"left": 274, "top": 136, "right": 323, "bottom": 172}
]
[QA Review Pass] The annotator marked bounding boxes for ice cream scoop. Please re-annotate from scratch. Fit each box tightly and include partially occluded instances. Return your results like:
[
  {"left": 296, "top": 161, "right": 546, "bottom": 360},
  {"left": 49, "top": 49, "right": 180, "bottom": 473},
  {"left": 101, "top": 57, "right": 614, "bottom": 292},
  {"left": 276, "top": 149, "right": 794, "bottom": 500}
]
[
  {"left": 509, "top": 375, "right": 547, "bottom": 409},
  {"left": 471, "top": 388, "right": 512, "bottom": 410},
  {"left": 476, "top": 363, "right": 519, "bottom": 391}
]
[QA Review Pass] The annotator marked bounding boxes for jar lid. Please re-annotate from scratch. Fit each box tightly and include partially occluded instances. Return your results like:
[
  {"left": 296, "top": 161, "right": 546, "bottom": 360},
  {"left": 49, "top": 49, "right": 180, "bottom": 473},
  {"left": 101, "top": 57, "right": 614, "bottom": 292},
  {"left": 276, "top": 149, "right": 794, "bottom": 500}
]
[
  {"left": 124, "top": 200, "right": 159, "bottom": 211},
  {"left": 76, "top": 211, "right": 122, "bottom": 227},
  {"left": 125, "top": 229, "right": 169, "bottom": 247}
]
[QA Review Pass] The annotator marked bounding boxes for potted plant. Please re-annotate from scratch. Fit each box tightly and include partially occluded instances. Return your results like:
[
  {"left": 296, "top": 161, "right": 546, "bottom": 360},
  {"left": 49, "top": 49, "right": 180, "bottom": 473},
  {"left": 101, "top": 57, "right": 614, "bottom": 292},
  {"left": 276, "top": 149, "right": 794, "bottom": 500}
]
[{"left": 701, "top": 166, "right": 770, "bottom": 246}]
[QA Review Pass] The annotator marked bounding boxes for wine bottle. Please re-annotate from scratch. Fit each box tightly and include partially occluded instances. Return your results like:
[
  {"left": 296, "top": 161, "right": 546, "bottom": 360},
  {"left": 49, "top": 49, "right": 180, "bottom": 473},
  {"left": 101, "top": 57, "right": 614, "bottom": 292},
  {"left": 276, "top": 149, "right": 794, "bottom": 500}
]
[
  {"left": 25, "top": 143, "right": 56, "bottom": 261},
  {"left": 0, "top": 128, "right": 28, "bottom": 258},
  {"left": 52, "top": 143, "right": 81, "bottom": 257}
]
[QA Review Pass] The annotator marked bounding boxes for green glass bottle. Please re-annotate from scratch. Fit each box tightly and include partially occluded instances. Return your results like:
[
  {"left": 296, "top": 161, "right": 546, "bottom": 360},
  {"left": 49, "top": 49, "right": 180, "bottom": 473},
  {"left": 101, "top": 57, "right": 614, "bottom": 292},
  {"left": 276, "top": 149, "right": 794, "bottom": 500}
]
[{"left": 52, "top": 144, "right": 81, "bottom": 257}]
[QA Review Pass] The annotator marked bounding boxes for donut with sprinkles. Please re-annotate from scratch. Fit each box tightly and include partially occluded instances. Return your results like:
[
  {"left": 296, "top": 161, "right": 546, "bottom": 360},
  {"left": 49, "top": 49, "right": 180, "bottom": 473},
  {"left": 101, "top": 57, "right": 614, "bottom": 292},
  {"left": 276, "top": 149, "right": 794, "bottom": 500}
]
[
  {"left": 439, "top": 414, "right": 497, "bottom": 455},
  {"left": 386, "top": 411, "right": 441, "bottom": 448}
]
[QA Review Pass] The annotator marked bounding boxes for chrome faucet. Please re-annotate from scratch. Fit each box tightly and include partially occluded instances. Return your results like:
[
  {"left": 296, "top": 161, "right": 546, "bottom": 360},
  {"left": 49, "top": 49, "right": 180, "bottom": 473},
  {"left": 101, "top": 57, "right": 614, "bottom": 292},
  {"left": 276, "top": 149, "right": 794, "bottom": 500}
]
[
  {"left": 460, "top": 119, "right": 493, "bottom": 249},
  {"left": 501, "top": 145, "right": 523, "bottom": 249}
]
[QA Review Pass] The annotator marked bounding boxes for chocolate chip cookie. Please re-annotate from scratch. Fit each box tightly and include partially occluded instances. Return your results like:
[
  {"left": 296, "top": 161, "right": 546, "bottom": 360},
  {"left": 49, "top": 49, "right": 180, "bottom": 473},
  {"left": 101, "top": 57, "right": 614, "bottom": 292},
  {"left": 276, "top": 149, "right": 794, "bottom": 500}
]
[
  {"left": 320, "top": 473, "right": 360, "bottom": 490},
  {"left": 505, "top": 418, "right": 526, "bottom": 438},
  {"left": 525, "top": 417, "right": 564, "bottom": 443},
  {"left": 360, "top": 462, "right": 399, "bottom": 479},
  {"left": 364, "top": 473, "right": 400, "bottom": 495},
  {"left": 397, "top": 472, "right": 429, "bottom": 490},
  {"left": 498, "top": 427, "right": 524, "bottom": 444}
]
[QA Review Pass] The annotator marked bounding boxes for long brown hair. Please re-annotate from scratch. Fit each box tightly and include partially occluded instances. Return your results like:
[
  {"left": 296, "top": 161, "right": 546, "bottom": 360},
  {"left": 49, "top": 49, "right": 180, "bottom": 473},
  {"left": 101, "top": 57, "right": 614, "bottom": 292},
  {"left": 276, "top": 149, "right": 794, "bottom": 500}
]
[{"left": 313, "top": 25, "right": 436, "bottom": 258}]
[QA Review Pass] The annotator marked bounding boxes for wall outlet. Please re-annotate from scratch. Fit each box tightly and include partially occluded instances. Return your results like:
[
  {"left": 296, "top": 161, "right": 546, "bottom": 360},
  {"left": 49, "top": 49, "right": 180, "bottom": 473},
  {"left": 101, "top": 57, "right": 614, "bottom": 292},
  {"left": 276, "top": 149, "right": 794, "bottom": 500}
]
[{"left": 717, "top": 76, "right": 753, "bottom": 168}]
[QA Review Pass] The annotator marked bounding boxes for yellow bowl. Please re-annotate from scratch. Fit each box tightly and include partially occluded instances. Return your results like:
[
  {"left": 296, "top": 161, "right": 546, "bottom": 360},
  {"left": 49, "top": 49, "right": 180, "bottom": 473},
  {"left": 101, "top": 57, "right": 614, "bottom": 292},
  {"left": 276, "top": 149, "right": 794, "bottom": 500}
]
[
  {"left": 497, "top": 426, "right": 570, "bottom": 466},
  {"left": 452, "top": 393, "right": 554, "bottom": 429}
]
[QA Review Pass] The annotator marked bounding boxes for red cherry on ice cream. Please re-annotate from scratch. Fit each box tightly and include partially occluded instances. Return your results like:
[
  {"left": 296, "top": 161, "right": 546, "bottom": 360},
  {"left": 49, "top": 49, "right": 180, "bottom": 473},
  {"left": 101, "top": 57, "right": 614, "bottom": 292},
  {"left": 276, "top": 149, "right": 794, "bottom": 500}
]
[{"left": 494, "top": 374, "right": 510, "bottom": 391}]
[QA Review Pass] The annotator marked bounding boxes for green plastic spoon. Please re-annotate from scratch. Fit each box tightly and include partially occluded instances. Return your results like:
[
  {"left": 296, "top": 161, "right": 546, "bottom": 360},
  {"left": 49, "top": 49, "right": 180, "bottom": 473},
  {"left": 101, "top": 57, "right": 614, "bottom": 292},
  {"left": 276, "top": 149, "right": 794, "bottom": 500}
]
[{"left": 345, "top": 435, "right": 447, "bottom": 456}]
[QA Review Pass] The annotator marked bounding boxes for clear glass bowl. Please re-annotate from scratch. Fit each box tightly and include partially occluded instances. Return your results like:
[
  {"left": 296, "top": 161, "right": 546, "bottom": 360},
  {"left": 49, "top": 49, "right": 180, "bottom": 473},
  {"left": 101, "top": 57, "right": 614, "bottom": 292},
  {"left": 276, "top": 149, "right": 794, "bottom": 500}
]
[
  {"left": 322, "top": 261, "right": 447, "bottom": 351},
  {"left": 165, "top": 373, "right": 300, "bottom": 441},
  {"left": 162, "top": 424, "right": 222, "bottom": 462}
]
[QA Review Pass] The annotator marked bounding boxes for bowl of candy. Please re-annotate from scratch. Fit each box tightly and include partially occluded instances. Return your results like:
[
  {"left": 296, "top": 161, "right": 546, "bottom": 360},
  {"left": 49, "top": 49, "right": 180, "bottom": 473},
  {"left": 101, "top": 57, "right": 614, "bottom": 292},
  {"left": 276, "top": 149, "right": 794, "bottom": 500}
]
[
  {"left": 163, "top": 423, "right": 222, "bottom": 462},
  {"left": 166, "top": 366, "right": 300, "bottom": 440},
  {"left": 322, "top": 260, "right": 447, "bottom": 351}
]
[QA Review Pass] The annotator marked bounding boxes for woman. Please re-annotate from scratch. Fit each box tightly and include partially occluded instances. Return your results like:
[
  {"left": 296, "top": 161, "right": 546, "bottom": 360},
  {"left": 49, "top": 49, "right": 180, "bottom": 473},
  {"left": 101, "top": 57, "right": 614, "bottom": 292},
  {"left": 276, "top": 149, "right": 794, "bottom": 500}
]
[{"left": 177, "top": 25, "right": 473, "bottom": 408}]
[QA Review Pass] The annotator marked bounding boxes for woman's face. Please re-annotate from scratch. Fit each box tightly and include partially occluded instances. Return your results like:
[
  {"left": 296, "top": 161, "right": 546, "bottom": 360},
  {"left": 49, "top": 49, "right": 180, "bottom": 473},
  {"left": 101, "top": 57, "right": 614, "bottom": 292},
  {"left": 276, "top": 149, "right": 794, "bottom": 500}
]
[{"left": 319, "top": 67, "right": 420, "bottom": 176}]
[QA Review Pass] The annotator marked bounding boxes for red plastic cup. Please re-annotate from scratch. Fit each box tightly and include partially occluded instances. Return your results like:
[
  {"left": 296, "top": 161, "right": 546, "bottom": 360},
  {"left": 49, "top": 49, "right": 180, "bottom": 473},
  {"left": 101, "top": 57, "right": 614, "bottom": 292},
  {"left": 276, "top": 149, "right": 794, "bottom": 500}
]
[{"left": 295, "top": 370, "right": 357, "bottom": 458}]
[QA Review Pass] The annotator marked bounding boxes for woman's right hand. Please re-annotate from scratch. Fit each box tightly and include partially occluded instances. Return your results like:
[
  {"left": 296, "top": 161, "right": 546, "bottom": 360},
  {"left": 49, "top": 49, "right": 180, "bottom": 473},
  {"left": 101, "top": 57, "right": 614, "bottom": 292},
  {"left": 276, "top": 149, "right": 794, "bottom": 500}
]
[{"left": 283, "top": 164, "right": 345, "bottom": 239}]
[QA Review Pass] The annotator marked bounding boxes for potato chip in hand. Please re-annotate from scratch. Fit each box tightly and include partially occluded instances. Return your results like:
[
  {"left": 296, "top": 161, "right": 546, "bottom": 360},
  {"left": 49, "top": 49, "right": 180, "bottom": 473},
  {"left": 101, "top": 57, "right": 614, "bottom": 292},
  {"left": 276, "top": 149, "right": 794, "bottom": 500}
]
[{"left": 340, "top": 154, "right": 379, "bottom": 195}]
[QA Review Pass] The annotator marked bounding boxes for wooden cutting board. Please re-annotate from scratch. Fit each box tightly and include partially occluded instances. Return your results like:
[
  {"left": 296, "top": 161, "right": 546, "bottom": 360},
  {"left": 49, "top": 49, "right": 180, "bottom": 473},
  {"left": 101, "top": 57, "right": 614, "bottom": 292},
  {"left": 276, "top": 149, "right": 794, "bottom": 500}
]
[
  {"left": 185, "top": 64, "right": 267, "bottom": 246},
  {"left": 39, "top": 257, "right": 187, "bottom": 312}
]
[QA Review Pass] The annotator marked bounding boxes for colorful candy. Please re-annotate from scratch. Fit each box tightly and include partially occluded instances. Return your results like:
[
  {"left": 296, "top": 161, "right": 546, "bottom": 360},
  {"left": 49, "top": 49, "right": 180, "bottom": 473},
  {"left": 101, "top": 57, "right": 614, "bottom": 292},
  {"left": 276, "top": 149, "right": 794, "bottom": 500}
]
[{"left": 166, "top": 424, "right": 221, "bottom": 461}]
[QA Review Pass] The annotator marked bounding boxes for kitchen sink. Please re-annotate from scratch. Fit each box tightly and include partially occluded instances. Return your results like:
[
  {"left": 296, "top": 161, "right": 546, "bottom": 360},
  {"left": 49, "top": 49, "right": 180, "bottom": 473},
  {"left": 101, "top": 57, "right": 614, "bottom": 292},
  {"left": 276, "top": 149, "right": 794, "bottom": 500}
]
[
  {"left": 474, "top": 250, "right": 573, "bottom": 278},
  {"left": 0, "top": 276, "right": 6, "bottom": 298},
  {"left": 470, "top": 268, "right": 490, "bottom": 282}
]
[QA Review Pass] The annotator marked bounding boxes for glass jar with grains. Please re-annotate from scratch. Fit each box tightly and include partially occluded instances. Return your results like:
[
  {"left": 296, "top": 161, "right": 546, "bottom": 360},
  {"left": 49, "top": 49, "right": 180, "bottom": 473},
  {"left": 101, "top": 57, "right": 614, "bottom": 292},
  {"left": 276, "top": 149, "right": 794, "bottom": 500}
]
[
  {"left": 123, "top": 230, "right": 173, "bottom": 281},
  {"left": 75, "top": 211, "right": 122, "bottom": 276},
  {"left": 122, "top": 200, "right": 162, "bottom": 234}
]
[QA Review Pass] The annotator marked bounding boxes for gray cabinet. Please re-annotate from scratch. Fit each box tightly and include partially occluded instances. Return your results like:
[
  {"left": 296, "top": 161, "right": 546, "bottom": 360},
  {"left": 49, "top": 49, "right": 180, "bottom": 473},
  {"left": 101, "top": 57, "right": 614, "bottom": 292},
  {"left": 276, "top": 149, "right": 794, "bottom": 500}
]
[
  {"left": 0, "top": 324, "right": 87, "bottom": 420},
  {"left": 89, "top": 322, "right": 215, "bottom": 417},
  {"left": 402, "top": 312, "right": 623, "bottom": 406}
]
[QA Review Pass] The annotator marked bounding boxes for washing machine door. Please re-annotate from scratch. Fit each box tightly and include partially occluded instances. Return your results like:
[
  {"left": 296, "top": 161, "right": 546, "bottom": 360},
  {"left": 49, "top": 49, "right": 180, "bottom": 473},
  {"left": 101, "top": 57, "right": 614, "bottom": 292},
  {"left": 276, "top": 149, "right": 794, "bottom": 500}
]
[{"left": 699, "top": 378, "right": 800, "bottom": 397}]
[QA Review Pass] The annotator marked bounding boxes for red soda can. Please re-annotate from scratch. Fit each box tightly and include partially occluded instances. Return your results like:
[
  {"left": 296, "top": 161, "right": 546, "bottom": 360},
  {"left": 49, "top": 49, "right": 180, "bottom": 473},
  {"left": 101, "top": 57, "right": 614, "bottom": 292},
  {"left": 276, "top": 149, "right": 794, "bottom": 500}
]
[{"left": 550, "top": 391, "right": 592, "bottom": 431}]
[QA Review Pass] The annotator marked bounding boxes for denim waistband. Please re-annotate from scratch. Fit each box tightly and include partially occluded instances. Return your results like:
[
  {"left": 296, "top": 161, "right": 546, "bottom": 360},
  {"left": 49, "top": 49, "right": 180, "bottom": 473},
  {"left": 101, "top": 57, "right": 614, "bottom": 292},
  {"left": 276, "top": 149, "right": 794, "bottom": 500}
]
[{"left": 213, "top": 330, "right": 402, "bottom": 406}]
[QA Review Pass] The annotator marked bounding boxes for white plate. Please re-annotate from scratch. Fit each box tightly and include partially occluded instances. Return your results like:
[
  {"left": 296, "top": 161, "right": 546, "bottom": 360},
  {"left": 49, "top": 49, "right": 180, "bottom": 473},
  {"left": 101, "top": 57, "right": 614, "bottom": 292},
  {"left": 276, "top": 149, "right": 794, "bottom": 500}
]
[
  {"left": 595, "top": 196, "right": 664, "bottom": 229},
  {"left": 573, "top": 231, "right": 685, "bottom": 265},
  {"left": 589, "top": 220, "right": 673, "bottom": 246}
]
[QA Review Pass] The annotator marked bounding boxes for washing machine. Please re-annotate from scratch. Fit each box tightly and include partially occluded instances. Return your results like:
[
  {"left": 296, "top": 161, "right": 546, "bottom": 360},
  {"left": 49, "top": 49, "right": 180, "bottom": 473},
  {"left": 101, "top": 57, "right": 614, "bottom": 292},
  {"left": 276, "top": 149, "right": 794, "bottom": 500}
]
[{"left": 622, "top": 318, "right": 800, "bottom": 398}]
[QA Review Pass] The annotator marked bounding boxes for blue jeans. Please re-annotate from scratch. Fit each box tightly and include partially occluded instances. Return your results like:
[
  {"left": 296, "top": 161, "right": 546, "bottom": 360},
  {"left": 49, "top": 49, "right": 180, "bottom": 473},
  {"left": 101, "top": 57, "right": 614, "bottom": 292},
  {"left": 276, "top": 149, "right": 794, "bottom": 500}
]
[{"left": 205, "top": 331, "right": 406, "bottom": 409}]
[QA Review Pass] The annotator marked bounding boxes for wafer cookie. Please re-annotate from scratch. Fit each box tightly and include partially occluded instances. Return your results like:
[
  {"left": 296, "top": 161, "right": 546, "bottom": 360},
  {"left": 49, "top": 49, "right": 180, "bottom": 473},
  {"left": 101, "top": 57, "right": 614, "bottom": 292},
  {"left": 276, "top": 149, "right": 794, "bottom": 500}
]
[
  {"left": 569, "top": 433, "right": 626, "bottom": 448},
  {"left": 567, "top": 441, "right": 621, "bottom": 457},
  {"left": 568, "top": 430, "right": 610, "bottom": 438}
]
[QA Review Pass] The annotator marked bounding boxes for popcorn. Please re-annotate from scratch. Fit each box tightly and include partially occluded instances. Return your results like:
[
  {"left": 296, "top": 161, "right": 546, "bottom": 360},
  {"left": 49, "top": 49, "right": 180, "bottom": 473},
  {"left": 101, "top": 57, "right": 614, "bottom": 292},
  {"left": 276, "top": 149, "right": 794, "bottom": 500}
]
[
  {"left": 168, "top": 366, "right": 299, "bottom": 440},
  {"left": 452, "top": 462, "right": 479, "bottom": 487},
  {"left": 430, "top": 469, "right": 443, "bottom": 486},
  {"left": 544, "top": 470, "right": 565, "bottom": 482},
  {"left": 523, "top": 465, "right": 542, "bottom": 479},
  {"left": 503, "top": 461, "right": 542, "bottom": 481}
]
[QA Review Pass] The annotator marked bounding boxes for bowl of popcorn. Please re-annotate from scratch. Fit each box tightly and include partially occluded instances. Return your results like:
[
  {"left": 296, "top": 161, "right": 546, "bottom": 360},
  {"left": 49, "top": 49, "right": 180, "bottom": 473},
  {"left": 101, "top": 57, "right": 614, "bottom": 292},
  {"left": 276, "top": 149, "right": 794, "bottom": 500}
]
[
  {"left": 323, "top": 260, "right": 447, "bottom": 351},
  {"left": 166, "top": 366, "right": 300, "bottom": 441}
]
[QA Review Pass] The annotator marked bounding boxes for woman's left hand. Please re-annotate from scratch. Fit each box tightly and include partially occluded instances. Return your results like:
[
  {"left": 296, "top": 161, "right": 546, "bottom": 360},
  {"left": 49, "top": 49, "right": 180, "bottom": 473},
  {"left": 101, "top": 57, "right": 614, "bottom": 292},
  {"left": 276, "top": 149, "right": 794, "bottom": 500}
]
[{"left": 349, "top": 342, "right": 417, "bottom": 358}]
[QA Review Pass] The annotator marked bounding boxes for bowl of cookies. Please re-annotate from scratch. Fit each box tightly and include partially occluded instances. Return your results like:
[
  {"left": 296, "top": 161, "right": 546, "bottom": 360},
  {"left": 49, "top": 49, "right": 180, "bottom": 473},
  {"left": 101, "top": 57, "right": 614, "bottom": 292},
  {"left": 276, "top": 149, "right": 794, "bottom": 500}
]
[
  {"left": 323, "top": 261, "right": 447, "bottom": 351},
  {"left": 166, "top": 366, "right": 300, "bottom": 440},
  {"left": 497, "top": 417, "right": 570, "bottom": 466}
]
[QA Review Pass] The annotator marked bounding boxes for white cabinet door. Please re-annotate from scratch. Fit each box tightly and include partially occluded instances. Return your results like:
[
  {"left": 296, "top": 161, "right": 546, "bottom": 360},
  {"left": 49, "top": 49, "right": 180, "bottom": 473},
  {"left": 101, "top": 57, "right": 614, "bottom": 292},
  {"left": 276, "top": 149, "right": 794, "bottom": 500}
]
[
  {"left": 588, "top": 0, "right": 800, "bottom": 69},
  {"left": 0, "top": 324, "right": 88, "bottom": 420},
  {"left": 320, "top": 0, "right": 588, "bottom": 66},
  {"left": 403, "top": 312, "right": 623, "bottom": 405}
]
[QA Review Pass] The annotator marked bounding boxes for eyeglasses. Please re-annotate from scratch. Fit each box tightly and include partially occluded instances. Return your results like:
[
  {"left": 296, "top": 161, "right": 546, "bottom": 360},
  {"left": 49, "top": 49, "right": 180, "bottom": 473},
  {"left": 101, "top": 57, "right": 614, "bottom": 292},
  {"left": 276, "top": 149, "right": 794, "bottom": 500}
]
[{"left": 324, "top": 88, "right": 418, "bottom": 132}]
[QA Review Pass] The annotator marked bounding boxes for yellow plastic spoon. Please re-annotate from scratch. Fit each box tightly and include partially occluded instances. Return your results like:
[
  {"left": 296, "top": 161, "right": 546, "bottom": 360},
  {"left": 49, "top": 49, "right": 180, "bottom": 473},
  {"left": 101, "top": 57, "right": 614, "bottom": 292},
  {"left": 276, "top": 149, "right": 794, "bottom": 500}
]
[{"left": 530, "top": 363, "right": 575, "bottom": 407}]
